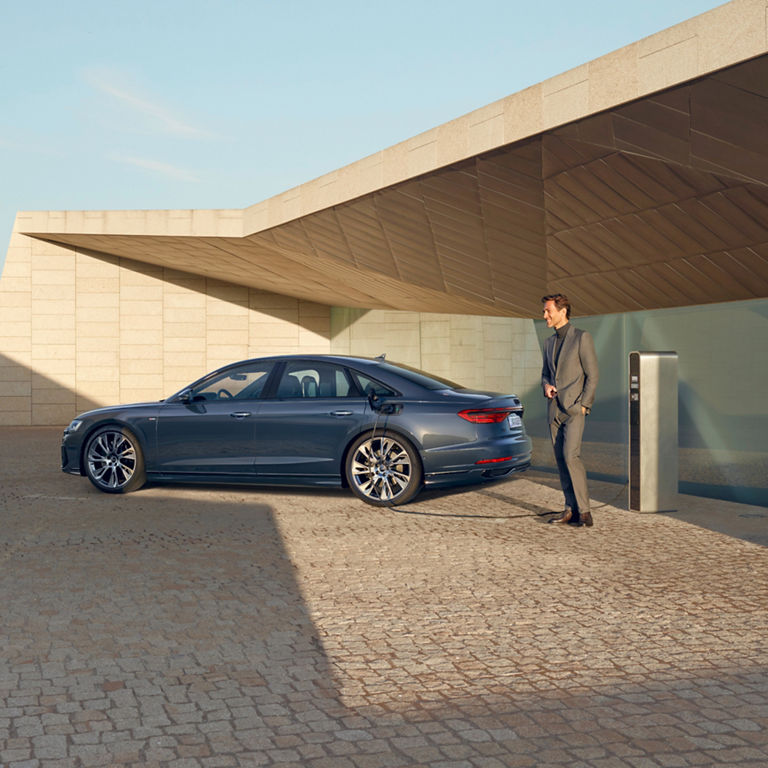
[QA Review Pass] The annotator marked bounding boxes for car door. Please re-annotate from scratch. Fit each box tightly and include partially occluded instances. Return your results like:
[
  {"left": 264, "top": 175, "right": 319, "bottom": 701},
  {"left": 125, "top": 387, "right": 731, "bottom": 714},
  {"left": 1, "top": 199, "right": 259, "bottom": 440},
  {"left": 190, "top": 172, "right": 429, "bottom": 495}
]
[
  {"left": 253, "top": 361, "right": 367, "bottom": 479},
  {"left": 154, "top": 361, "right": 275, "bottom": 476}
]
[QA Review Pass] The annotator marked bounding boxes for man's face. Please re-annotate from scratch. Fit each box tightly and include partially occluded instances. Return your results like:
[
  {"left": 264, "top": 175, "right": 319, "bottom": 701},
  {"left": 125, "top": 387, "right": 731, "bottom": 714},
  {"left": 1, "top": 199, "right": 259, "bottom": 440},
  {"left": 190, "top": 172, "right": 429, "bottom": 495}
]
[{"left": 543, "top": 300, "right": 568, "bottom": 329}]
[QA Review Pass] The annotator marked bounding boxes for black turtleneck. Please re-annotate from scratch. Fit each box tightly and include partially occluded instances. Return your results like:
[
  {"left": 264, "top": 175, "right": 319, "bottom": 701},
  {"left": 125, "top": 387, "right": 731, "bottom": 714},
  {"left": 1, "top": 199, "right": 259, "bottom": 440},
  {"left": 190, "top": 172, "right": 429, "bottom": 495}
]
[{"left": 554, "top": 322, "right": 569, "bottom": 366}]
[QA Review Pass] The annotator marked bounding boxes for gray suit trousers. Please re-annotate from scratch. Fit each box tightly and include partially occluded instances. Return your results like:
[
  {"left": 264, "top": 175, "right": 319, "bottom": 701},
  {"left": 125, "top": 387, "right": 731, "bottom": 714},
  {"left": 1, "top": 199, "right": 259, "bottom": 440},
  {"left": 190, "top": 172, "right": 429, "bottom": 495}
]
[{"left": 549, "top": 403, "right": 589, "bottom": 514}]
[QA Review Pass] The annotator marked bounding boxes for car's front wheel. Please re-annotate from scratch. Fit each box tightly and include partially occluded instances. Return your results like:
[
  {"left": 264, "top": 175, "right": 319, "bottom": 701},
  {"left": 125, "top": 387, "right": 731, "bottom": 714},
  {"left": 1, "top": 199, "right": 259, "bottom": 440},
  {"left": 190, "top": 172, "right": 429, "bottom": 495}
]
[
  {"left": 84, "top": 426, "right": 146, "bottom": 493},
  {"left": 345, "top": 431, "right": 422, "bottom": 506}
]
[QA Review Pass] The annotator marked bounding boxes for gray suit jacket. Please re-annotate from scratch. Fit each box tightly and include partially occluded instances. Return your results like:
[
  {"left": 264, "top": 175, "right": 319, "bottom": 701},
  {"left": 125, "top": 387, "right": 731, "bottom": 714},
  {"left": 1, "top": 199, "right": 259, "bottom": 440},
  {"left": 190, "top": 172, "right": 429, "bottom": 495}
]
[{"left": 541, "top": 325, "right": 599, "bottom": 418}]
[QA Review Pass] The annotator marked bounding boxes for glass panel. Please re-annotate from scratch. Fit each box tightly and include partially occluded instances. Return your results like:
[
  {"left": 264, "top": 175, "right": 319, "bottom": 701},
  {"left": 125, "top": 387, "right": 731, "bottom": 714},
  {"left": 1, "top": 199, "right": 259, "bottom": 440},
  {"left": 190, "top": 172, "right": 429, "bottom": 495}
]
[
  {"left": 275, "top": 362, "right": 357, "bottom": 398},
  {"left": 335, "top": 368, "right": 352, "bottom": 397},
  {"left": 349, "top": 371, "right": 395, "bottom": 397},
  {"left": 192, "top": 362, "right": 274, "bottom": 401},
  {"left": 531, "top": 298, "right": 768, "bottom": 506}
]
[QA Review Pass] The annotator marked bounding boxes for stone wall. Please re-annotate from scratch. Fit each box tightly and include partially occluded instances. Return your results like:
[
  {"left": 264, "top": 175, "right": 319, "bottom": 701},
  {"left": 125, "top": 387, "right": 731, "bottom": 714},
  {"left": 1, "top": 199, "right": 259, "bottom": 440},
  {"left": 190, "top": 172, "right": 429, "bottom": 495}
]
[
  {"left": 0, "top": 229, "right": 542, "bottom": 426},
  {"left": 329, "top": 307, "right": 541, "bottom": 400},
  {"left": 0, "top": 229, "right": 331, "bottom": 425}
]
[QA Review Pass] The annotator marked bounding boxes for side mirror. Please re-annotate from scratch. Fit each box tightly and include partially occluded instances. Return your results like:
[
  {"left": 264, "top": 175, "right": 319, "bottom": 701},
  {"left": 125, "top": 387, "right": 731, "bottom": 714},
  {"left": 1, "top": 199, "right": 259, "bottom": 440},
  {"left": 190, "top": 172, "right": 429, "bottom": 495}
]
[{"left": 177, "top": 388, "right": 192, "bottom": 404}]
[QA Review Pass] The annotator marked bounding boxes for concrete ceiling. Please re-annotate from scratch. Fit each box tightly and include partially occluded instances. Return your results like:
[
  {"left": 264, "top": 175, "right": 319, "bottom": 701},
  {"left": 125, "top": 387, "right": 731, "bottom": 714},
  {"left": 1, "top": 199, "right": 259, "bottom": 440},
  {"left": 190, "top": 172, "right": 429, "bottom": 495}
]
[{"left": 29, "top": 54, "right": 768, "bottom": 318}]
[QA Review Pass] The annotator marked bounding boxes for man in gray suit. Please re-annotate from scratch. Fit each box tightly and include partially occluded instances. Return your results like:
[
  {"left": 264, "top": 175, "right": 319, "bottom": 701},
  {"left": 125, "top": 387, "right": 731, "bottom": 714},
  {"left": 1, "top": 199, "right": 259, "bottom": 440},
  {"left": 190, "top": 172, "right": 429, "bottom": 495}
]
[{"left": 541, "top": 294, "right": 599, "bottom": 527}]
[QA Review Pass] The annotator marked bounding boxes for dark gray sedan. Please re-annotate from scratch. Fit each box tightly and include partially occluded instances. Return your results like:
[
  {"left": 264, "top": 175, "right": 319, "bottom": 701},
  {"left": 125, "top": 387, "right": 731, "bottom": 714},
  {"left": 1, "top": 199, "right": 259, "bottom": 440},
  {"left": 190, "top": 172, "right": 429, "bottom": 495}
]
[{"left": 61, "top": 355, "right": 531, "bottom": 506}]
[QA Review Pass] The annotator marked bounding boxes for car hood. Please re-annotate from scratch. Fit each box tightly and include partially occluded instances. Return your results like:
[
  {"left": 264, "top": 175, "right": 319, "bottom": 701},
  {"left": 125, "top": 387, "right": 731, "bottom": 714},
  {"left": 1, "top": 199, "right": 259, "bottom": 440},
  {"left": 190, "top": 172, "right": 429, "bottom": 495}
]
[{"left": 75, "top": 401, "right": 162, "bottom": 421}]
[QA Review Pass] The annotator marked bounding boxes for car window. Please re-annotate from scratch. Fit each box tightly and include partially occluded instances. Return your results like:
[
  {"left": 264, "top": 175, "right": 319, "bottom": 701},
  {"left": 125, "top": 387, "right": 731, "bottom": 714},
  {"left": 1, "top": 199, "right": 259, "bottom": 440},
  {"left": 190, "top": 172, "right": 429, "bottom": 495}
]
[
  {"left": 274, "top": 362, "right": 358, "bottom": 398},
  {"left": 191, "top": 362, "right": 275, "bottom": 401},
  {"left": 349, "top": 371, "right": 396, "bottom": 397},
  {"left": 336, "top": 368, "right": 353, "bottom": 396}
]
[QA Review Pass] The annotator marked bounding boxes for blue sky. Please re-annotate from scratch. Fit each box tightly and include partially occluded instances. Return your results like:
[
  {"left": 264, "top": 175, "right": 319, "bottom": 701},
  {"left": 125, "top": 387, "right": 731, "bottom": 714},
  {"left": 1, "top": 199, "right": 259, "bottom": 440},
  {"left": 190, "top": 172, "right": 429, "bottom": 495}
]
[{"left": 1, "top": 0, "right": 725, "bottom": 275}]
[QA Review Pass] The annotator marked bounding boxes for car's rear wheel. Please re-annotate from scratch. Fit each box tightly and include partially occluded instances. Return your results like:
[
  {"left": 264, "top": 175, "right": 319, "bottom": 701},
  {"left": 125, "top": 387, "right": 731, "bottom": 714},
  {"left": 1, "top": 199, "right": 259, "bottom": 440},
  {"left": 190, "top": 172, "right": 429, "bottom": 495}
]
[
  {"left": 84, "top": 426, "right": 146, "bottom": 493},
  {"left": 345, "top": 431, "right": 422, "bottom": 506}
]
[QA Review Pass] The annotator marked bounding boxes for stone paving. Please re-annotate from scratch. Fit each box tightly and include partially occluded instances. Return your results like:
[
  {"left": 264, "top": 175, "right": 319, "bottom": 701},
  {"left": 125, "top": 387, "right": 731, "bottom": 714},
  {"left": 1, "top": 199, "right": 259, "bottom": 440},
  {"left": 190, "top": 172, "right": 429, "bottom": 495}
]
[{"left": 1, "top": 426, "right": 767, "bottom": 767}]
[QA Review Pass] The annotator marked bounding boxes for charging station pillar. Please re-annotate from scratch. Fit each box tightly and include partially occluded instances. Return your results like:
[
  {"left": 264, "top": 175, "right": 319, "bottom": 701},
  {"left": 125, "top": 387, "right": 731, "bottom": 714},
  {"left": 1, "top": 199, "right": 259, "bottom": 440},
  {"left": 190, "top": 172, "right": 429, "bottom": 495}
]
[{"left": 629, "top": 351, "right": 678, "bottom": 513}]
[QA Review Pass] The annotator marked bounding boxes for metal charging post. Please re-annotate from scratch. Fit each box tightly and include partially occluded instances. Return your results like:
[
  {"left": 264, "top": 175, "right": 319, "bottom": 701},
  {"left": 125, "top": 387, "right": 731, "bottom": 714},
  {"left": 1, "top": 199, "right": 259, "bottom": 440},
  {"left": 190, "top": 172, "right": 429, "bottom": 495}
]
[{"left": 628, "top": 351, "right": 678, "bottom": 513}]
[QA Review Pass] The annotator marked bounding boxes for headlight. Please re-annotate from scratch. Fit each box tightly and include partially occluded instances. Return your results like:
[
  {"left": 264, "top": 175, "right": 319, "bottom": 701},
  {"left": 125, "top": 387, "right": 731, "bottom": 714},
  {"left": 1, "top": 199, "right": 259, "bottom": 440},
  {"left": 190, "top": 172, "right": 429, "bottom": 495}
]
[{"left": 64, "top": 419, "right": 83, "bottom": 434}]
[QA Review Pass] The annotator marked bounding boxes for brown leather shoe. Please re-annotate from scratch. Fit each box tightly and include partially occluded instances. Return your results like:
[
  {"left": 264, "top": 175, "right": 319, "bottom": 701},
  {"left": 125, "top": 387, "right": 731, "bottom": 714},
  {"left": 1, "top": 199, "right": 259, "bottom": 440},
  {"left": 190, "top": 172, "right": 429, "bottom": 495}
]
[
  {"left": 577, "top": 511, "right": 593, "bottom": 527},
  {"left": 548, "top": 507, "right": 573, "bottom": 524}
]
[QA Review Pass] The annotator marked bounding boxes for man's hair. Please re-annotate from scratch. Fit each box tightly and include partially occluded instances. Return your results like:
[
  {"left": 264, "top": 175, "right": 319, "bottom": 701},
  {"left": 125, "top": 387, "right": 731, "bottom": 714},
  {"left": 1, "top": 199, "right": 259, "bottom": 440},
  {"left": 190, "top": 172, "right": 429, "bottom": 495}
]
[{"left": 541, "top": 293, "right": 571, "bottom": 319}]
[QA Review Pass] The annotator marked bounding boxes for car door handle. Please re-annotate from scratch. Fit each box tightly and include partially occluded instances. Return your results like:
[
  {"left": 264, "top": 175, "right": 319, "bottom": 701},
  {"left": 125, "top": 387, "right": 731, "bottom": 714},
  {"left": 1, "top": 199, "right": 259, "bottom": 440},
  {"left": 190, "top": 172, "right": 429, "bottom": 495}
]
[
  {"left": 230, "top": 411, "right": 252, "bottom": 419},
  {"left": 329, "top": 410, "right": 353, "bottom": 416}
]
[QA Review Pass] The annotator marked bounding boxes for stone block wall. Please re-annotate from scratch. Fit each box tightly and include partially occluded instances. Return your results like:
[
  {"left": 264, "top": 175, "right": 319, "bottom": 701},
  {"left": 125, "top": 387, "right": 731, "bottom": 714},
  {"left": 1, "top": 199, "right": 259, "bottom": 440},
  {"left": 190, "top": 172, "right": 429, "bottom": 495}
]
[
  {"left": 0, "top": 230, "right": 332, "bottom": 425},
  {"left": 329, "top": 308, "right": 542, "bottom": 401},
  {"left": 0, "top": 225, "right": 542, "bottom": 426}
]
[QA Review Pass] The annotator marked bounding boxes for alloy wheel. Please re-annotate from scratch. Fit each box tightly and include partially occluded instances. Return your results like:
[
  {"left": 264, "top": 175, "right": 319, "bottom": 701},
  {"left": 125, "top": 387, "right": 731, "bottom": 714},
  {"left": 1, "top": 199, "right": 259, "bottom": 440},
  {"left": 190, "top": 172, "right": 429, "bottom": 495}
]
[
  {"left": 348, "top": 434, "right": 419, "bottom": 504},
  {"left": 86, "top": 429, "right": 139, "bottom": 491}
]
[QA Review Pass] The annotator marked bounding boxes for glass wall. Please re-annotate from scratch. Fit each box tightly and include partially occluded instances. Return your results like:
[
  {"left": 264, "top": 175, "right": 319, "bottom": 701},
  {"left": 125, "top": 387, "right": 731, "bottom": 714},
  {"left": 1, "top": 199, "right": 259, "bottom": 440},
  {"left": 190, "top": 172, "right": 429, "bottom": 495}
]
[{"left": 525, "top": 298, "right": 768, "bottom": 506}]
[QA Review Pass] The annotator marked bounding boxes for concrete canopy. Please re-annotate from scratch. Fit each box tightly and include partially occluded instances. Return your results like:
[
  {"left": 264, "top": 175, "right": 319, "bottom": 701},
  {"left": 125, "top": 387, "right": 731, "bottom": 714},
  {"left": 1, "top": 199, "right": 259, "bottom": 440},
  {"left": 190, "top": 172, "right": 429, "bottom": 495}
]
[{"left": 22, "top": 1, "right": 768, "bottom": 318}]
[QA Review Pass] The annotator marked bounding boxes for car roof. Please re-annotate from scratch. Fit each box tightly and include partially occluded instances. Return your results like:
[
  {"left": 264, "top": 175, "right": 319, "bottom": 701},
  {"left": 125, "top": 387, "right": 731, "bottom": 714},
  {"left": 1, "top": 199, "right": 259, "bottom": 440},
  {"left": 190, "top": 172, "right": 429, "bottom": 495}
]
[{"left": 229, "top": 354, "right": 388, "bottom": 367}]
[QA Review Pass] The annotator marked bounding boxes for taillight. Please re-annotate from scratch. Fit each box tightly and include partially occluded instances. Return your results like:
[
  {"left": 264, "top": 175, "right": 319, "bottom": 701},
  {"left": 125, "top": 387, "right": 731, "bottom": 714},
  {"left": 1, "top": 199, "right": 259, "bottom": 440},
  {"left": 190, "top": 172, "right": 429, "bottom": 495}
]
[{"left": 458, "top": 407, "right": 517, "bottom": 423}]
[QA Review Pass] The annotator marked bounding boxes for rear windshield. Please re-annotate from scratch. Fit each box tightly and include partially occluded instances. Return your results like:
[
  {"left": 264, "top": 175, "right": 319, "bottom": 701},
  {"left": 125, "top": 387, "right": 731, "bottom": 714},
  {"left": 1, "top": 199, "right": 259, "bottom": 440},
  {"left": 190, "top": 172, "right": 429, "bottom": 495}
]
[{"left": 376, "top": 361, "right": 463, "bottom": 391}]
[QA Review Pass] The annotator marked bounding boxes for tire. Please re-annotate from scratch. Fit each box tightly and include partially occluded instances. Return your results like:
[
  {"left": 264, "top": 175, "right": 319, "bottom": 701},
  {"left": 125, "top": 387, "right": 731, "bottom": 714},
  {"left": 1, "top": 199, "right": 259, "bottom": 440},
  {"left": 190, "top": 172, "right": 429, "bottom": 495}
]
[
  {"left": 84, "top": 426, "right": 146, "bottom": 494},
  {"left": 345, "top": 431, "right": 422, "bottom": 506}
]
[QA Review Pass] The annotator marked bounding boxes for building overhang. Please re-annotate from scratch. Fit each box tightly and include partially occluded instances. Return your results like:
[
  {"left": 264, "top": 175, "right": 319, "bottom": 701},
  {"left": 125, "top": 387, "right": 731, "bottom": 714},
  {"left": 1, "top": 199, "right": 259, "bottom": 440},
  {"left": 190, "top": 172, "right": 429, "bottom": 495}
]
[{"left": 19, "top": 0, "right": 768, "bottom": 317}]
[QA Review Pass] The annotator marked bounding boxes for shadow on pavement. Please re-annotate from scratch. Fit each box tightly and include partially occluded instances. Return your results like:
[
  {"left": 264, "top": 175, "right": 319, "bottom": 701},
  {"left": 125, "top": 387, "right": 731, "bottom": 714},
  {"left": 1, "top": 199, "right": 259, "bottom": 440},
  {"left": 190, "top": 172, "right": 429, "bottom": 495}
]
[{"left": 1, "top": 427, "right": 767, "bottom": 766}]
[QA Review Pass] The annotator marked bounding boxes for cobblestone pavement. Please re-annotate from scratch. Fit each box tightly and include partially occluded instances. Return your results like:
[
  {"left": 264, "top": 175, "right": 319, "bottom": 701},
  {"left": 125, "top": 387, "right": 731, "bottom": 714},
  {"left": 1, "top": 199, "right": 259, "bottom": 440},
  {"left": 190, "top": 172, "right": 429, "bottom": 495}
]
[{"left": 1, "top": 427, "right": 767, "bottom": 767}]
